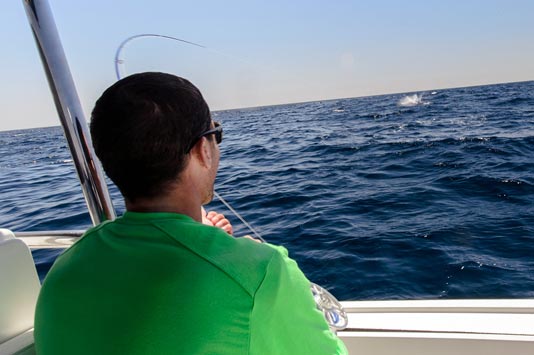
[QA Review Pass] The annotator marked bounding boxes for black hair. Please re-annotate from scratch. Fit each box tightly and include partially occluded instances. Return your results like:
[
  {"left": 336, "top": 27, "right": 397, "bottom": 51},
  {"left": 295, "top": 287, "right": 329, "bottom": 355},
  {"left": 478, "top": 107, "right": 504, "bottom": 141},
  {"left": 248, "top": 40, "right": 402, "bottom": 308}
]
[{"left": 90, "top": 72, "right": 211, "bottom": 202}]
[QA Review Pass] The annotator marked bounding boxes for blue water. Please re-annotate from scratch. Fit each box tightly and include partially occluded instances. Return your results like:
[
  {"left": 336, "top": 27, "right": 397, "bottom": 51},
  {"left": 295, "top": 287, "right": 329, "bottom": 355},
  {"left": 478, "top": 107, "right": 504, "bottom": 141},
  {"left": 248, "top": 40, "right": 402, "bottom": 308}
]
[{"left": 1, "top": 81, "right": 534, "bottom": 300}]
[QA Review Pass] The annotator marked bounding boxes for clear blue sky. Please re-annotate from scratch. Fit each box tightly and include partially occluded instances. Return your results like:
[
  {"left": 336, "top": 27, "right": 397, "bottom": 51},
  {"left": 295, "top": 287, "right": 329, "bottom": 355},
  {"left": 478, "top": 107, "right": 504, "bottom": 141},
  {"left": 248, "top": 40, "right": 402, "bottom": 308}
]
[{"left": 1, "top": 0, "right": 533, "bottom": 131}]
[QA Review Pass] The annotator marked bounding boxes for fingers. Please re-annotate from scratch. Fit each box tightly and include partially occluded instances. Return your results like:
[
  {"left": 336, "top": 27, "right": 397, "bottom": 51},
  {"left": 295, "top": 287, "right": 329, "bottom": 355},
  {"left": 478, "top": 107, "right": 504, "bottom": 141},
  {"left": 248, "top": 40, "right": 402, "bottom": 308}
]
[
  {"left": 203, "top": 209, "right": 257, "bottom": 240},
  {"left": 202, "top": 210, "right": 214, "bottom": 226},
  {"left": 220, "top": 223, "right": 233, "bottom": 235},
  {"left": 205, "top": 211, "right": 233, "bottom": 235},
  {"left": 206, "top": 211, "right": 223, "bottom": 225},
  {"left": 206, "top": 211, "right": 218, "bottom": 220}
]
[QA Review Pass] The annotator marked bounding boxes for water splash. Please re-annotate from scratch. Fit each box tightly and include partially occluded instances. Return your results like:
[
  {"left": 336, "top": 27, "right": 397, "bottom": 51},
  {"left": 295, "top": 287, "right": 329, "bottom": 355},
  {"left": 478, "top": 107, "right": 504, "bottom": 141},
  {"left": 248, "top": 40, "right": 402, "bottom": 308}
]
[{"left": 398, "top": 93, "right": 425, "bottom": 107}]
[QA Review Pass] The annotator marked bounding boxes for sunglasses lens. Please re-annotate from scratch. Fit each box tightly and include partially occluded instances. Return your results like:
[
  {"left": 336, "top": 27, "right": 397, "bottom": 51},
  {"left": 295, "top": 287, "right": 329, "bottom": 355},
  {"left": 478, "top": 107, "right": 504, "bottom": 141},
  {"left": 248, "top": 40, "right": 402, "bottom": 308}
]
[{"left": 214, "top": 122, "right": 223, "bottom": 144}]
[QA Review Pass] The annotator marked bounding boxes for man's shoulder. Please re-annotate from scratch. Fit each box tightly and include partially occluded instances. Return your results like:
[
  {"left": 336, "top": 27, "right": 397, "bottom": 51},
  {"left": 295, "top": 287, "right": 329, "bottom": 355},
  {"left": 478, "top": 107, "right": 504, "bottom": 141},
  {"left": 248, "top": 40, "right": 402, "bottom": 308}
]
[
  {"left": 152, "top": 217, "right": 282, "bottom": 296},
  {"left": 61, "top": 214, "right": 285, "bottom": 296}
]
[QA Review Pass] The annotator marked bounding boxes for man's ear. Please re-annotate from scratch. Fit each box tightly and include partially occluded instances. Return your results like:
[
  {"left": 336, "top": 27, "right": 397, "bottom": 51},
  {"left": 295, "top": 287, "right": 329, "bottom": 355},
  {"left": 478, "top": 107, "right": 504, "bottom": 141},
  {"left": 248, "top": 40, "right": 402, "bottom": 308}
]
[{"left": 192, "top": 137, "right": 212, "bottom": 169}]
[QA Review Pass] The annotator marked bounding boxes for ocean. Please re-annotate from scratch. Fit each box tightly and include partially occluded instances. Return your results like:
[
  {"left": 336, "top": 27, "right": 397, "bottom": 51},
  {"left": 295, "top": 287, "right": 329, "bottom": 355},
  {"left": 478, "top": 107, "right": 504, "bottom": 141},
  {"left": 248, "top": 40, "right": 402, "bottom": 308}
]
[{"left": 1, "top": 80, "right": 533, "bottom": 301}]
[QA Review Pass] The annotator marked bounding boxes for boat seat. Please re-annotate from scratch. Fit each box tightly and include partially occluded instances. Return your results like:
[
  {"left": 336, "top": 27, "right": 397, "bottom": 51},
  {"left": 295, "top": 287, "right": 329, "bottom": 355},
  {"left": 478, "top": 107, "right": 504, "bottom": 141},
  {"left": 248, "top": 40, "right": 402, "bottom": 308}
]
[{"left": 0, "top": 228, "right": 39, "bottom": 354}]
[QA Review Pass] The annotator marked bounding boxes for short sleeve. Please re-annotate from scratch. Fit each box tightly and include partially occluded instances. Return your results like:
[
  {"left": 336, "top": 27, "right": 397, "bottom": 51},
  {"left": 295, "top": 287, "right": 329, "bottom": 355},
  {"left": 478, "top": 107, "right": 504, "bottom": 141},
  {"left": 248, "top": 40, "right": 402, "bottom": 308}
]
[{"left": 249, "top": 244, "right": 348, "bottom": 355}]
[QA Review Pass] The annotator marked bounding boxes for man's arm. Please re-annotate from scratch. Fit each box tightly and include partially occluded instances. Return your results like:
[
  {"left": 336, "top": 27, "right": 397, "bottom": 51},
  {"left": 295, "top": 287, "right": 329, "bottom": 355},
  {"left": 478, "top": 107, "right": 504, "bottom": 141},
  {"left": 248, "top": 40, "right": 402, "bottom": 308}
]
[{"left": 249, "top": 244, "right": 348, "bottom": 355}]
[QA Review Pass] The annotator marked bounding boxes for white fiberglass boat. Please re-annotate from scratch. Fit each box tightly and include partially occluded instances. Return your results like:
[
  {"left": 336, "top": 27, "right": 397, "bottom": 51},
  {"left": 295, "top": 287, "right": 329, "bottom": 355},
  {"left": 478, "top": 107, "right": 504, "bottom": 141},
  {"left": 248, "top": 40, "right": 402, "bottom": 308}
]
[{"left": 1, "top": 1, "right": 534, "bottom": 354}]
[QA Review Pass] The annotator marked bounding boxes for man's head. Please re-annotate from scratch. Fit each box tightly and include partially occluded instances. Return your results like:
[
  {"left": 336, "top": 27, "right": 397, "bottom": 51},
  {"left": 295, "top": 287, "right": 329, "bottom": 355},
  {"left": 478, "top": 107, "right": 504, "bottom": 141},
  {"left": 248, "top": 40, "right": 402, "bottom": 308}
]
[{"left": 90, "top": 72, "right": 218, "bottom": 204}]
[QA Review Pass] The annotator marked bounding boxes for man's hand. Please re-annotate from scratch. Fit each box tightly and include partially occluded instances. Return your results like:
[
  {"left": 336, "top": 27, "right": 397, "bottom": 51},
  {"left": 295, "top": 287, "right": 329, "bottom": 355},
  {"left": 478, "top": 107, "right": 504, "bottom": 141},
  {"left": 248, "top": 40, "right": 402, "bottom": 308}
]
[{"left": 202, "top": 209, "right": 233, "bottom": 235}]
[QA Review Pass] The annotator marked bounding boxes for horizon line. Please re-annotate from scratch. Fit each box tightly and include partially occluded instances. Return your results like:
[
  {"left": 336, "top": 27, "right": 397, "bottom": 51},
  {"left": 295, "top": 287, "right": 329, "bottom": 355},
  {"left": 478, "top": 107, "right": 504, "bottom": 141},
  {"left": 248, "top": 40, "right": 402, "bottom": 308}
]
[{"left": 2, "top": 78, "right": 533, "bottom": 133}]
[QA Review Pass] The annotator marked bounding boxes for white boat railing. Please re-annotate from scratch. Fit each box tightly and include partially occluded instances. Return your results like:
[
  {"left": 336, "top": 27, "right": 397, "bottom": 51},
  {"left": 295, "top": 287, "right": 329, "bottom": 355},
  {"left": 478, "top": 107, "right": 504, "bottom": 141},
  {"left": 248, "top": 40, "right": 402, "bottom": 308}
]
[{"left": 14, "top": 230, "right": 83, "bottom": 249}]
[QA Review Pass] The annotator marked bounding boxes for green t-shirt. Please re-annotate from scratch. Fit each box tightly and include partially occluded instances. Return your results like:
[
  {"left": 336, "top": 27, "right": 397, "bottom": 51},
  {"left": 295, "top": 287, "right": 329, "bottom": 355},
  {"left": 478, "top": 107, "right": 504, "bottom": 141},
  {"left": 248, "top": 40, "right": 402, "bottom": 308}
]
[{"left": 35, "top": 212, "right": 347, "bottom": 354}]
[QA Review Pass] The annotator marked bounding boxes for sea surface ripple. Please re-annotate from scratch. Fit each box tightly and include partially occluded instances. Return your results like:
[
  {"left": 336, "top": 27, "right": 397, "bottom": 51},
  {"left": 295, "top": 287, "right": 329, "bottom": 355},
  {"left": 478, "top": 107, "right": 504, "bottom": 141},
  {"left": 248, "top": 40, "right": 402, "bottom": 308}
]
[{"left": 1, "top": 81, "right": 533, "bottom": 300}]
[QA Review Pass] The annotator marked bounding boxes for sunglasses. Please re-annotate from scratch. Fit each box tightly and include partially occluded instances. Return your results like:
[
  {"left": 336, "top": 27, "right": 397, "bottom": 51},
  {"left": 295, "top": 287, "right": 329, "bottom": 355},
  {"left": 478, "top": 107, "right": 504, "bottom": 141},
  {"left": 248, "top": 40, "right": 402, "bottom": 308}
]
[{"left": 187, "top": 121, "right": 223, "bottom": 152}]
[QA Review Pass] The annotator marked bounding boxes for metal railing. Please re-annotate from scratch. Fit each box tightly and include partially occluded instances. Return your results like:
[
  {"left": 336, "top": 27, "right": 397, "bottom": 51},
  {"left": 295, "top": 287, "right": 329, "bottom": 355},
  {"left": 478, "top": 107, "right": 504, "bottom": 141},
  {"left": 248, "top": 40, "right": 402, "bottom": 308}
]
[{"left": 22, "top": 0, "right": 116, "bottom": 225}]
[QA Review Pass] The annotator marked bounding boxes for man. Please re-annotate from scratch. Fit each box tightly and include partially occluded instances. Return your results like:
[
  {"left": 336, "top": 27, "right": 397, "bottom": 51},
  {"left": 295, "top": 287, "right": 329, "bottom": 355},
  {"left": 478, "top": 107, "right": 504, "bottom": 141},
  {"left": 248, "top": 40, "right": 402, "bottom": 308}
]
[{"left": 34, "top": 72, "right": 347, "bottom": 354}]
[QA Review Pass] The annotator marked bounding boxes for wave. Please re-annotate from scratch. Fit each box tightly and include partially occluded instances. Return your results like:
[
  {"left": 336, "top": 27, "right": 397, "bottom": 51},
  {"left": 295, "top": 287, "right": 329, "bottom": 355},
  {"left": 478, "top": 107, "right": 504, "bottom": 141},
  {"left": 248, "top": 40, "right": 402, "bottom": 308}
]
[{"left": 493, "top": 97, "right": 534, "bottom": 106}]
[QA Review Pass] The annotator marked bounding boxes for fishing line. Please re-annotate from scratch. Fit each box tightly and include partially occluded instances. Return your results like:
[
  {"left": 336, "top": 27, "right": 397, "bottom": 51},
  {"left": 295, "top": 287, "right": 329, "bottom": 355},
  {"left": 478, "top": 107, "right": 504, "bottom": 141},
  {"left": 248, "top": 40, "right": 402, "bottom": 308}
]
[{"left": 214, "top": 191, "right": 265, "bottom": 242}]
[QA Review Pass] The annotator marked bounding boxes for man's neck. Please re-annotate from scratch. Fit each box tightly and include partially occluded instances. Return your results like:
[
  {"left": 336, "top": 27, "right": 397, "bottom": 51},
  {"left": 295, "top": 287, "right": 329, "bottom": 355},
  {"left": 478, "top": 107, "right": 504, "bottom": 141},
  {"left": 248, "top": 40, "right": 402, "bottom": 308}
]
[{"left": 125, "top": 188, "right": 202, "bottom": 223}]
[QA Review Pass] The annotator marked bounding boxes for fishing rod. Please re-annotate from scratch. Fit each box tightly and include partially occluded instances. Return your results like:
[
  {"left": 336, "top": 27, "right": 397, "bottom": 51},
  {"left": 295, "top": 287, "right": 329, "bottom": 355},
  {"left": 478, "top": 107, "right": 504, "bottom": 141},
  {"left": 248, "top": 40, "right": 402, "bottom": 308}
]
[
  {"left": 114, "top": 34, "right": 206, "bottom": 80},
  {"left": 113, "top": 34, "right": 348, "bottom": 330}
]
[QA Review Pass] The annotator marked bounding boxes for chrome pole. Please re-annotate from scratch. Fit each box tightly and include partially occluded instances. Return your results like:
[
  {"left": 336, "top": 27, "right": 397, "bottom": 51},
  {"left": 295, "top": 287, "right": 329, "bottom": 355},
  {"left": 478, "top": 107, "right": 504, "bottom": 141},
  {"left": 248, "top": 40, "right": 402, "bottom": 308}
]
[{"left": 22, "top": 0, "right": 116, "bottom": 224}]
